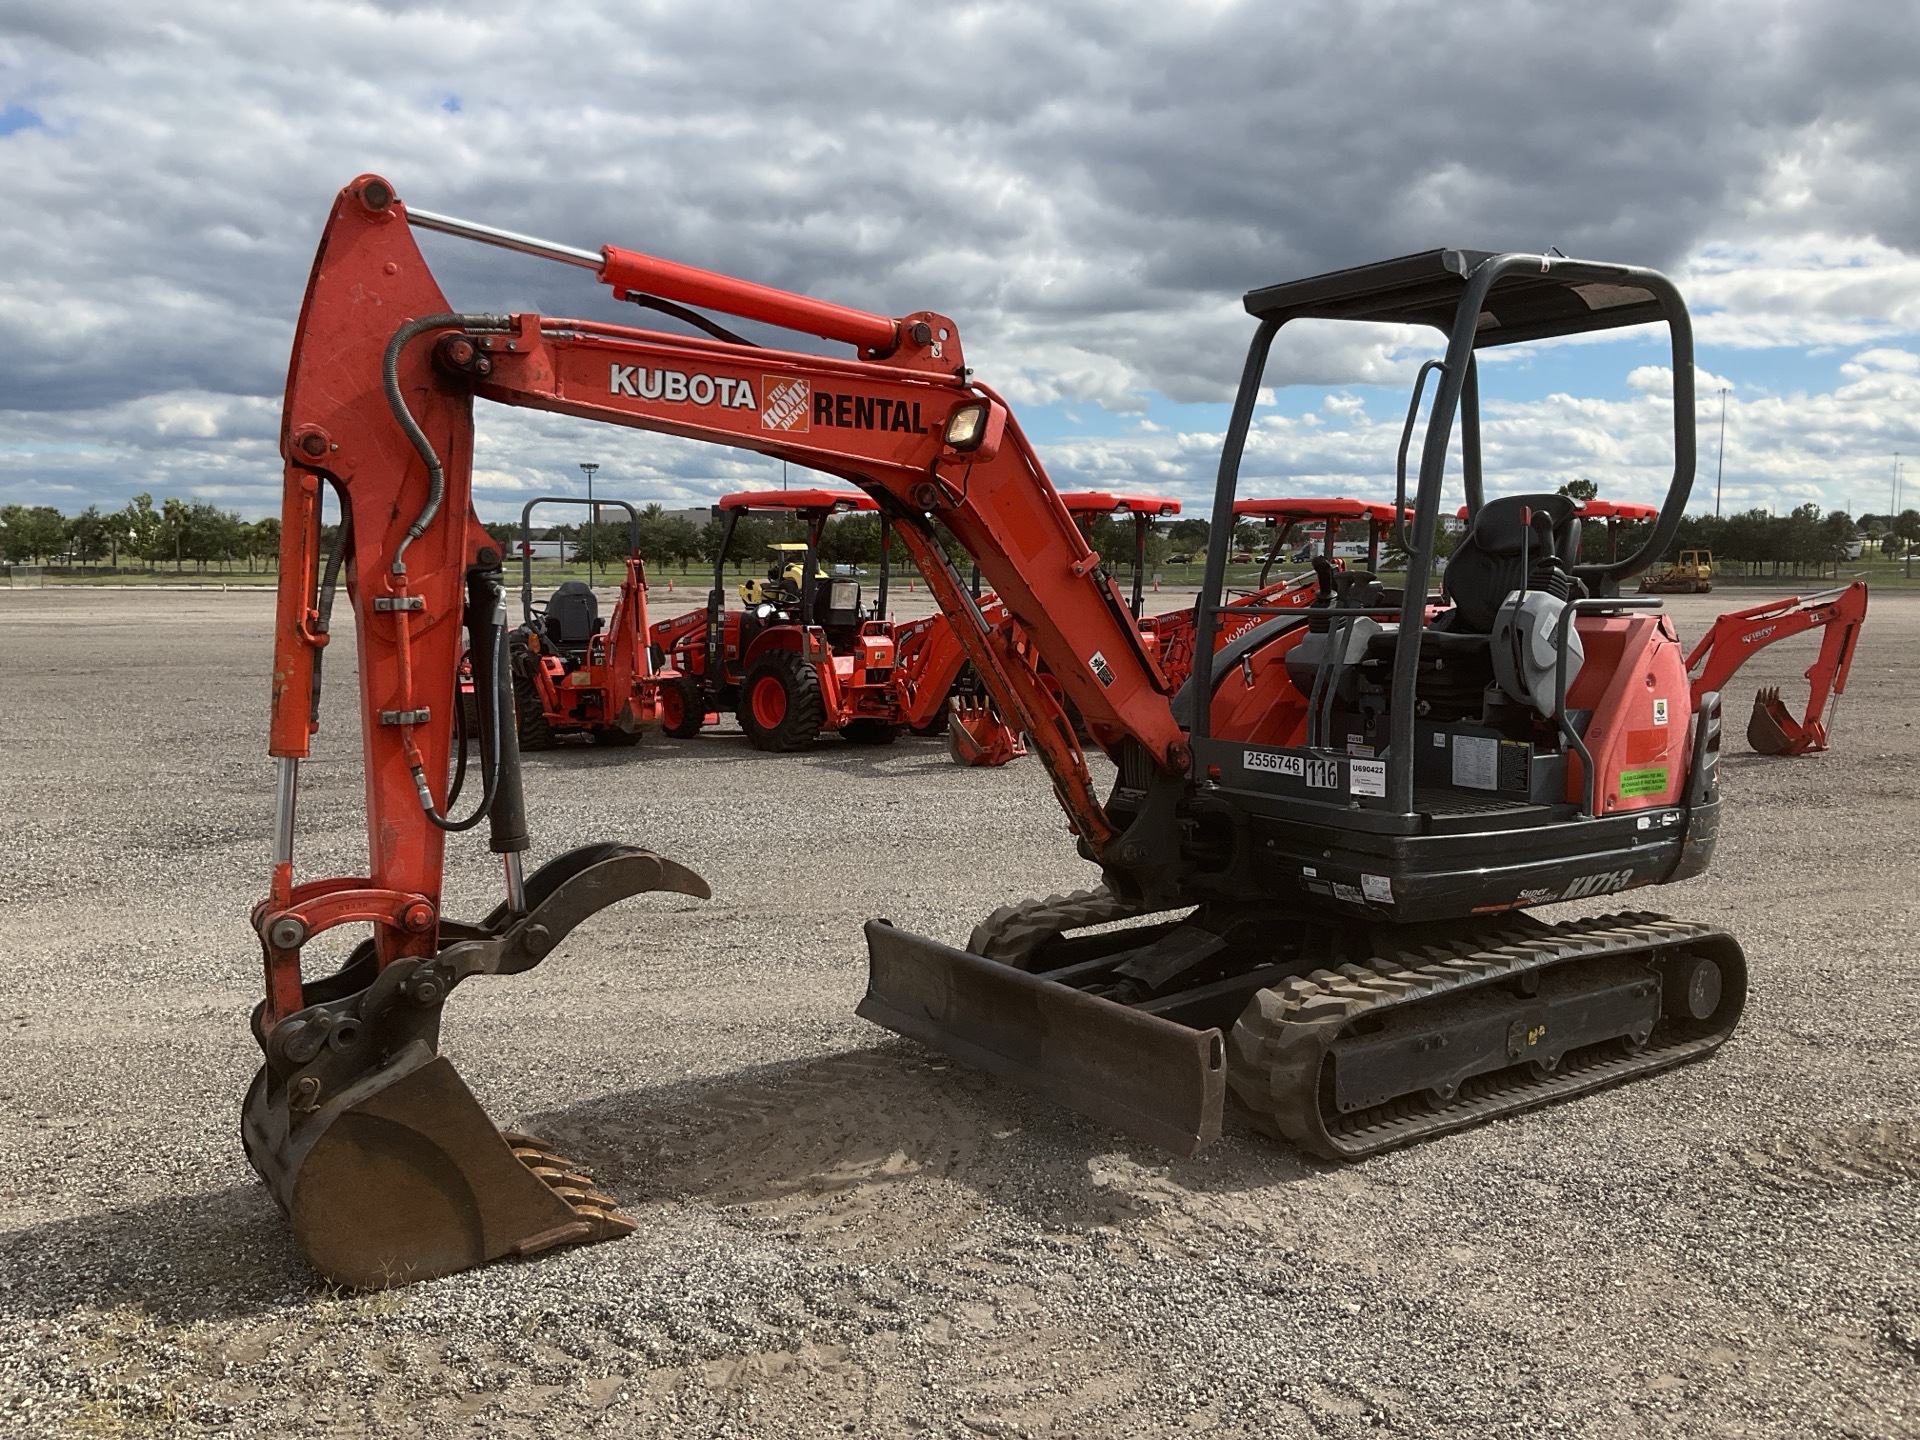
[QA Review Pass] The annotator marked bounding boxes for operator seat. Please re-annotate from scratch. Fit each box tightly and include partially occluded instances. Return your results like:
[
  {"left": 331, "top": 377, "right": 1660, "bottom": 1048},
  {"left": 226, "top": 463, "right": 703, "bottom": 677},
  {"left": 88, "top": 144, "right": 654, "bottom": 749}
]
[
  {"left": 1441, "top": 494, "right": 1584, "bottom": 633},
  {"left": 541, "top": 580, "right": 600, "bottom": 657}
]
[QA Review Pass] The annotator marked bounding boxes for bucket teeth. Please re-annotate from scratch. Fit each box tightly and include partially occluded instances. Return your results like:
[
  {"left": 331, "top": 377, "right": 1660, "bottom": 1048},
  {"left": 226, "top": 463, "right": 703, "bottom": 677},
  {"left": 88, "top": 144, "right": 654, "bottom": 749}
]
[{"left": 506, "top": 1130, "right": 638, "bottom": 1239}]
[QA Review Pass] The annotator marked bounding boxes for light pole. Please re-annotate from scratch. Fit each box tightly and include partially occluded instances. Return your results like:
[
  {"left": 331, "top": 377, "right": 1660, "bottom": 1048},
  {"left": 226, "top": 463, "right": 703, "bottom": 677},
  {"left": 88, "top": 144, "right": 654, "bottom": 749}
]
[
  {"left": 579, "top": 461, "right": 599, "bottom": 584},
  {"left": 1714, "top": 387, "right": 1728, "bottom": 519}
]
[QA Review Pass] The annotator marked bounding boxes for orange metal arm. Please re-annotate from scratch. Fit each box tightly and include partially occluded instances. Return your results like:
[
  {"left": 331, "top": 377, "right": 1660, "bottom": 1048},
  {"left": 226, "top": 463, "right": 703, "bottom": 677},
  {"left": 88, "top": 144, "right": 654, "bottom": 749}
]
[
  {"left": 1685, "top": 583, "right": 1869, "bottom": 747},
  {"left": 275, "top": 175, "right": 1193, "bottom": 898}
]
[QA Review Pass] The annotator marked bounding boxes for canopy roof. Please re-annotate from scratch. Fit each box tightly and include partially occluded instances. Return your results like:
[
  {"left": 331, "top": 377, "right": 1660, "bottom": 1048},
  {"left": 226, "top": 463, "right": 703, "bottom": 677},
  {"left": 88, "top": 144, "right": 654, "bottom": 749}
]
[
  {"left": 716, "top": 488, "right": 877, "bottom": 514},
  {"left": 1057, "top": 490, "right": 1182, "bottom": 517},
  {"left": 1242, "top": 250, "right": 1668, "bottom": 349},
  {"left": 1581, "top": 499, "right": 1659, "bottom": 520},
  {"left": 1452, "top": 498, "right": 1656, "bottom": 521},
  {"left": 1236, "top": 496, "right": 1401, "bottom": 525}
]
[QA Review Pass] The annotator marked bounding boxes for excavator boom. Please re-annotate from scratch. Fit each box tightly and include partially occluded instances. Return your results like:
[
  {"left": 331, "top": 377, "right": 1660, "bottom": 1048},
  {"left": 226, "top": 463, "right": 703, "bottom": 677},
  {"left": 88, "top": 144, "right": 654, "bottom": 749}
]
[{"left": 1685, "top": 582, "right": 1868, "bottom": 754}]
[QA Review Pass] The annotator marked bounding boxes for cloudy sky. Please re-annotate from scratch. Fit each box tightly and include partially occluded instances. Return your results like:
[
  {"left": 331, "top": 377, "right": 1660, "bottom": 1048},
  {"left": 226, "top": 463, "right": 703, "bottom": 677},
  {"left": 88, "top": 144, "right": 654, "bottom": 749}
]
[{"left": 4, "top": 0, "right": 1919, "bottom": 526}]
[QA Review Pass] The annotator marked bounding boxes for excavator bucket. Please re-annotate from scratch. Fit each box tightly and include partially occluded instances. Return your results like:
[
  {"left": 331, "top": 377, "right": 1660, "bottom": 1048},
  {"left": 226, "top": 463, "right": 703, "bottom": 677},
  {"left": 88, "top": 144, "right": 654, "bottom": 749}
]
[
  {"left": 1747, "top": 686, "right": 1820, "bottom": 756},
  {"left": 945, "top": 694, "right": 1027, "bottom": 767},
  {"left": 245, "top": 1046, "right": 633, "bottom": 1289},
  {"left": 245, "top": 844, "right": 709, "bottom": 1289}
]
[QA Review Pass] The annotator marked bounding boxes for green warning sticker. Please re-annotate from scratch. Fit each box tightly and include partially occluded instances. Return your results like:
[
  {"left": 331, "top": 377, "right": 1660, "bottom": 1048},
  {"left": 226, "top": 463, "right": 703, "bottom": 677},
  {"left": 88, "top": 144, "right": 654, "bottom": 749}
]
[{"left": 1619, "top": 767, "right": 1670, "bottom": 798}]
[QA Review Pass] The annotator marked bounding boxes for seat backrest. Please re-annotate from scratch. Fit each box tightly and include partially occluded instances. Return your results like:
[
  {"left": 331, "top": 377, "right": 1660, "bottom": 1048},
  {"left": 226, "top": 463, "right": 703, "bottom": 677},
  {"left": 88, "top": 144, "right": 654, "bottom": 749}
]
[
  {"left": 542, "top": 580, "right": 600, "bottom": 652},
  {"left": 1441, "top": 494, "right": 1581, "bottom": 633}
]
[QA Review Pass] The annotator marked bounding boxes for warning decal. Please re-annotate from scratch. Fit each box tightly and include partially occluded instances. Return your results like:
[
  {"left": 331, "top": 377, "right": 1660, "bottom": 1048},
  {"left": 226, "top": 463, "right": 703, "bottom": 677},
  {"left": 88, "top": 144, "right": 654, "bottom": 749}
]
[{"left": 1619, "top": 767, "right": 1670, "bottom": 798}]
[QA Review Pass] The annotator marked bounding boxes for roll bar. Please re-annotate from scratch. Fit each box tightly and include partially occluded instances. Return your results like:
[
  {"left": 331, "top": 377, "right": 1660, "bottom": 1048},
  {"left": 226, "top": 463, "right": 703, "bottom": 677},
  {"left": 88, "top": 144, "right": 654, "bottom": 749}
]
[
  {"left": 1193, "top": 251, "right": 1699, "bottom": 814},
  {"left": 516, "top": 496, "right": 641, "bottom": 625}
]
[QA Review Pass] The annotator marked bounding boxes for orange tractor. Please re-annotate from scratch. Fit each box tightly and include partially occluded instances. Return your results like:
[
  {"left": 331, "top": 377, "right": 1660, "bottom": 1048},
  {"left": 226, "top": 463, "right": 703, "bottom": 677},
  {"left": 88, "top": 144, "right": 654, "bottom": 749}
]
[
  {"left": 648, "top": 488, "right": 907, "bottom": 749},
  {"left": 250, "top": 180, "right": 1752, "bottom": 1289},
  {"left": 500, "top": 496, "right": 663, "bottom": 749}
]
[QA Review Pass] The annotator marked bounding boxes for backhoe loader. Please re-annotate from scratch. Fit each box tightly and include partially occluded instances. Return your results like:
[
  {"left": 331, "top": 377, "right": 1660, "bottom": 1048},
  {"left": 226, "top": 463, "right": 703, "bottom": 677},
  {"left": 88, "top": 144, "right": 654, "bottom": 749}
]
[{"left": 249, "top": 176, "right": 1746, "bottom": 1288}]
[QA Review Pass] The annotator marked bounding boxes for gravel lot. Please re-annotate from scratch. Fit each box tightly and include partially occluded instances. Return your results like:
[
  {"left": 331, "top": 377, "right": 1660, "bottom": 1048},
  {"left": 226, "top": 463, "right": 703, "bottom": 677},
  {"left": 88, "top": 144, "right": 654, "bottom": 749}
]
[{"left": 0, "top": 584, "right": 1914, "bottom": 1439}]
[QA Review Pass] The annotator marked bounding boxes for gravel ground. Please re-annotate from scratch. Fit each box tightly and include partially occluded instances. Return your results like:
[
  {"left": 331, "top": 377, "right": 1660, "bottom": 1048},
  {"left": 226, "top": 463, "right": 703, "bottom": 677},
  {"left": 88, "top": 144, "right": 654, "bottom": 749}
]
[{"left": 0, "top": 585, "right": 1914, "bottom": 1440}]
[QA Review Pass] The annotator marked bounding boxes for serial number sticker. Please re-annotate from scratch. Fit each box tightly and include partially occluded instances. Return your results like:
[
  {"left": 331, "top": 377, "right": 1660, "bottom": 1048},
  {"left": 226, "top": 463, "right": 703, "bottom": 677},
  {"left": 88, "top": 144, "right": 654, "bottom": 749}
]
[
  {"left": 1361, "top": 873, "right": 1393, "bottom": 904},
  {"left": 1305, "top": 757, "right": 1340, "bottom": 789},
  {"left": 1619, "top": 766, "right": 1669, "bottom": 798},
  {"left": 1245, "top": 750, "right": 1307, "bottom": 777},
  {"left": 1350, "top": 759, "right": 1387, "bottom": 797}
]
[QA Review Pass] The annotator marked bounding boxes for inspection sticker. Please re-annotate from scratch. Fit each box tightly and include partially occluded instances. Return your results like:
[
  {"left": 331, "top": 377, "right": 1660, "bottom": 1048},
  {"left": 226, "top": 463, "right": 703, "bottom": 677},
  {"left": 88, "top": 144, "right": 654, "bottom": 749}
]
[
  {"left": 1653, "top": 697, "right": 1670, "bottom": 725},
  {"left": 1350, "top": 759, "right": 1387, "bottom": 797},
  {"left": 1361, "top": 873, "right": 1394, "bottom": 904}
]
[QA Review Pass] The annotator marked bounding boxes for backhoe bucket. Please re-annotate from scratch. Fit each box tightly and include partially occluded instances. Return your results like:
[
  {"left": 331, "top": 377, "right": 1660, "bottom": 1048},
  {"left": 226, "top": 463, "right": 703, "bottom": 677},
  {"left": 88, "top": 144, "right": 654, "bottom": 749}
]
[
  {"left": 245, "top": 844, "right": 709, "bottom": 1289},
  {"left": 945, "top": 695, "right": 1027, "bottom": 767},
  {"left": 1747, "top": 686, "right": 1820, "bottom": 756}
]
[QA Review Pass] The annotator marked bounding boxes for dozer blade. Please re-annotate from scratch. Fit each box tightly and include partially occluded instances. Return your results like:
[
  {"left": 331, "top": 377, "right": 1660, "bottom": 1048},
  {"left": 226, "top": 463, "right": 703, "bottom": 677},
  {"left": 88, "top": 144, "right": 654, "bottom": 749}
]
[
  {"left": 246, "top": 843, "right": 708, "bottom": 1289},
  {"left": 859, "top": 920, "right": 1224, "bottom": 1156},
  {"left": 944, "top": 695, "right": 1027, "bottom": 767},
  {"left": 1747, "top": 685, "right": 1818, "bottom": 755}
]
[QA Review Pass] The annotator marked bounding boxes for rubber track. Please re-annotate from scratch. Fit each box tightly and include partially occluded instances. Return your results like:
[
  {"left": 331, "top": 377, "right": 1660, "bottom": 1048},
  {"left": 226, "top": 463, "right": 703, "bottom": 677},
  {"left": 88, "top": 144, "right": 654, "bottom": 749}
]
[
  {"left": 966, "top": 886, "right": 1141, "bottom": 968},
  {"left": 1227, "top": 910, "right": 1744, "bottom": 1160}
]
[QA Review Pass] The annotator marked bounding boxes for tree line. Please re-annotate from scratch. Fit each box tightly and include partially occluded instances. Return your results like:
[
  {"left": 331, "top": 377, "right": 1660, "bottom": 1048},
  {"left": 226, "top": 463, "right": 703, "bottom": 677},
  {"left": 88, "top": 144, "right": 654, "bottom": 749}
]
[
  {"left": 8, "top": 491, "right": 1915, "bottom": 580},
  {"left": 0, "top": 495, "right": 282, "bottom": 571}
]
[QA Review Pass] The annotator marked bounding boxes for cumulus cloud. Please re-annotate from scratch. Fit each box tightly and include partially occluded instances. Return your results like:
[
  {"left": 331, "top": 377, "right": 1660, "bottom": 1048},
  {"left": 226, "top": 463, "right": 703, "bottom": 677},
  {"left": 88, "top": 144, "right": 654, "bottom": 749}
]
[{"left": 1, "top": 0, "right": 1918, "bottom": 518}]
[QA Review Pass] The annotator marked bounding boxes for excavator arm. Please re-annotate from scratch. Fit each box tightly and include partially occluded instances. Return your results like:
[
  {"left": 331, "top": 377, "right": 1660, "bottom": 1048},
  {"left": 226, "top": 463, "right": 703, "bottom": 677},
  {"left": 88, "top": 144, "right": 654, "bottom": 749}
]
[
  {"left": 335, "top": 179, "right": 1193, "bottom": 876},
  {"left": 251, "top": 175, "right": 1203, "bottom": 1287},
  {"left": 1685, "top": 582, "right": 1868, "bottom": 754}
]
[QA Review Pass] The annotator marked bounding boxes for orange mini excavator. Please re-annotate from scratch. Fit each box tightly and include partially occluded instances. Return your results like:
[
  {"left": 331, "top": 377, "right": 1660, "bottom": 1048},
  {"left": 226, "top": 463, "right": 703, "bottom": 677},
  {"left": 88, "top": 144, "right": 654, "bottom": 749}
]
[{"left": 251, "top": 176, "right": 1748, "bottom": 1287}]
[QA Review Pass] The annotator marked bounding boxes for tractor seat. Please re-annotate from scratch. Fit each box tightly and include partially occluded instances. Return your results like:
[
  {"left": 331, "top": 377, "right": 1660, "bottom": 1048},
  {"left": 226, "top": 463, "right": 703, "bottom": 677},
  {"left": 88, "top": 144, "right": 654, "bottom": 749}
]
[
  {"left": 1441, "top": 493, "right": 1583, "bottom": 633},
  {"left": 541, "top": 580, "right": 600, "bottom": 655}
]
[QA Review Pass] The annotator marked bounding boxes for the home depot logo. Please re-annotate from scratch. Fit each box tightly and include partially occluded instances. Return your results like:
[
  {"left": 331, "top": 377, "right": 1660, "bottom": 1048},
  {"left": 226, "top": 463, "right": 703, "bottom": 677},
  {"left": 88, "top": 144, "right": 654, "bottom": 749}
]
[{"left": 762, "top": 377, "right": 810, "bottom": 432}]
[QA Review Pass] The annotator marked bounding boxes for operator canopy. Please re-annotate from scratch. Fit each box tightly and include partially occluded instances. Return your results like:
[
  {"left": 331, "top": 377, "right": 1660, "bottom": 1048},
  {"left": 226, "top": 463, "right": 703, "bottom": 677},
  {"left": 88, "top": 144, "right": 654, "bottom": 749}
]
[{"left": 1244, "top": 249, "right": 1667, "bottom": 345}]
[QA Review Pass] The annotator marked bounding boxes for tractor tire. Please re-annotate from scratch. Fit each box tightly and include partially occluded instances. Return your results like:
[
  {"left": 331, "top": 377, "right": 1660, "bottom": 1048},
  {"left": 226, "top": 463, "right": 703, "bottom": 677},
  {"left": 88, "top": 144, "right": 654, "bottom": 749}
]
[
  {"left": 908, "top": 707, "right": 950, "bottom": 738},
  {"left": 657, "top": 675, "right": 708, "bottom": 739},
  {"left": 737, "top": 652, "right": 825, "bottom": 752},
  {"left": 841, "top": 718, "right": 901, "bottom": 745},
  {"left": 508, "top": 640, "right": 556, "bottom": 752}
]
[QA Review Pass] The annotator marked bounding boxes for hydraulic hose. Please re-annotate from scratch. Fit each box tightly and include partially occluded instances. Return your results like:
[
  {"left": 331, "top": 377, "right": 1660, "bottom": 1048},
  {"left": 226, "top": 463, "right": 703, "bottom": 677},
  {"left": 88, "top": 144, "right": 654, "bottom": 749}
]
[
  {"left": 445, "top": 661, "right": 470, "bottom": 810},
  {"left": 382, "top": 311, "right": 511, "bottom": 576},
  {"left": 411, "top": 582, "right": 505, "bottom": 833}
]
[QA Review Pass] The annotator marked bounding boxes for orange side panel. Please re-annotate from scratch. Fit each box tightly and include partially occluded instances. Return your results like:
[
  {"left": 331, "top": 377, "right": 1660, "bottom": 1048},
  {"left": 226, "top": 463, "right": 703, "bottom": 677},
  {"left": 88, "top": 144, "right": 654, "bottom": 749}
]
[{"left": 1567, "top": 614, "right": 1690, "bottom": 811}]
